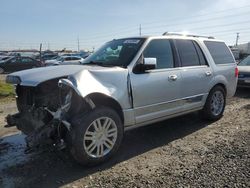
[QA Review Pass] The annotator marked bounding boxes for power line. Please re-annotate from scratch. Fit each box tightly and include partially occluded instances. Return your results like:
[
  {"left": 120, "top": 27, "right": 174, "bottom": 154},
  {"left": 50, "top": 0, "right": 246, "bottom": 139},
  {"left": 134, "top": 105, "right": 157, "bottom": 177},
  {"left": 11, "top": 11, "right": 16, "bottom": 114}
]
[
  {"left": 2, "top": 19, "right": 250, "bottom": 50},
  {"left": 142, "top": 11, "right": 250, "bottom": 30},
  {"left": 77, "top": 6, "right": 250, "bottom": 41},
  {"left": 140, "top": 4, "right": 250, "bottom": 27},
  {"left": 143, "top": 20, "right": 250, "bottom": 36},
  {"left": 1, "top": 8, "right": 250, "bottom": 47},
  {"left": 81, "top": 4, "right": 250, "bottom": 40},
  {"left": 199, "top": 27, "right": 250, "bottom": 35}
]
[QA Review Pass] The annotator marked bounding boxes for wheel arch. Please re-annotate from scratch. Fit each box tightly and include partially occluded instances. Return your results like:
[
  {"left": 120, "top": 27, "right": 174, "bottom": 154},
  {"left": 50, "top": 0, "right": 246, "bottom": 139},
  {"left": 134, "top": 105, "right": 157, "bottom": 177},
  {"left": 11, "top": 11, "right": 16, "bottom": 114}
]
[
  {"left": 86, "top": 92, "right": 124, "bottom": 124},
  {"left": 210, "top": 83, "right": 227, "bottom": 96}
]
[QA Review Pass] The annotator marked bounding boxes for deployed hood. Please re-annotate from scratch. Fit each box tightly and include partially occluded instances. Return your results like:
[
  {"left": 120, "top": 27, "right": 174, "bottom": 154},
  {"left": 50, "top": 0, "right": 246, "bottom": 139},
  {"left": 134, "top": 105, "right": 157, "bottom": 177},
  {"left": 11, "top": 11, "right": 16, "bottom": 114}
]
[{"left": 6, "top": 65, "right": 125, "bottom": 86}]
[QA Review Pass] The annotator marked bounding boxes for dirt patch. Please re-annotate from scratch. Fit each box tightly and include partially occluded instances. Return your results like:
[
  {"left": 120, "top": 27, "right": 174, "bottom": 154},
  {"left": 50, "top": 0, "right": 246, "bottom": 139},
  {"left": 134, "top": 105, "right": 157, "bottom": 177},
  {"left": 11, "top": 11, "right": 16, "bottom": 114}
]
[
  {"left": 0, "top": 88, "right": 249, "bottom": 188},
  {"left": 0, "top": 101, "right": 18, "bottom": 137}
]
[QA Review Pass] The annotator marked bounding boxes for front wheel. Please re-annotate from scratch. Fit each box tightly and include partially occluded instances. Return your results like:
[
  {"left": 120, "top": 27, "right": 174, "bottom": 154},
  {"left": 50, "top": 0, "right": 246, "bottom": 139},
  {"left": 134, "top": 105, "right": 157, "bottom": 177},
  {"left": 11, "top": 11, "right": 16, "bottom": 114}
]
[
  {"left": 70, "top": 106, "right": 123, "bottom": 166},
  {"left": 202, "top": 86, "right": 226, "bottom": 121}
]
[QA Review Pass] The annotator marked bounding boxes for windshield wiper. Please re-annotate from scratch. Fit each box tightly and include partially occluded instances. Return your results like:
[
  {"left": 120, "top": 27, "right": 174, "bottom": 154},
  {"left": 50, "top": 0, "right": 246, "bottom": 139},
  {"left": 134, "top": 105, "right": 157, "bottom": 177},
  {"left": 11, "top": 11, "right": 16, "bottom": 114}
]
[
  {"left": 83, "top": 61, "right": 104, "bottom": 65},
  {"left": 83, "top": 61, "right": 116, "bottom": 67}
]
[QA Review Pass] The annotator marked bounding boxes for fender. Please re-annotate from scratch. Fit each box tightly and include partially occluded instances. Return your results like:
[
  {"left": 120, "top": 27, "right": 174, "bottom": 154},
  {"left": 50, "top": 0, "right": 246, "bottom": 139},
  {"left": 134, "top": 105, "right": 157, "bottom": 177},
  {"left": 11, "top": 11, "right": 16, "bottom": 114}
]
[{"left": 58, "top": 69, "right": 132, "bottom": 109}]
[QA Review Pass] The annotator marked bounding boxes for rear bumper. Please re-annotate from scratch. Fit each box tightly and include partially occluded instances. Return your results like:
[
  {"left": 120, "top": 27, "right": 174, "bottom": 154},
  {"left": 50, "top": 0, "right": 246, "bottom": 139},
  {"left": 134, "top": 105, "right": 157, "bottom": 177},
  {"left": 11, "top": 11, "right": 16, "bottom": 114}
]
[{"left": 237, "top": 79, "right": 250, "bottom": 88}]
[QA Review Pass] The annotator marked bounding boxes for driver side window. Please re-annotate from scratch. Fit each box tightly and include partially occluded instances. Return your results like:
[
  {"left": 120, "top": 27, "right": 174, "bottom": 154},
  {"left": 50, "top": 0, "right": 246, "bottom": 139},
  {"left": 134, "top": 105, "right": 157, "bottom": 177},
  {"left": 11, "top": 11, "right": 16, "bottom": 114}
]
[{"left": 143, "top": 39, "right": 174, "bottom": 69}]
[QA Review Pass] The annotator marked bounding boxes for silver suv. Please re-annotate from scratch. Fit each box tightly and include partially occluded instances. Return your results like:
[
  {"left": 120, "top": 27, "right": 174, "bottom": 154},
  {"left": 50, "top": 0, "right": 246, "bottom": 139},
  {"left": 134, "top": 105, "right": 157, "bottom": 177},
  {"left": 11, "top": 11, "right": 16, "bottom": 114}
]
[{"left": 6, "top": 33, "right": 238, "bottom": 165}]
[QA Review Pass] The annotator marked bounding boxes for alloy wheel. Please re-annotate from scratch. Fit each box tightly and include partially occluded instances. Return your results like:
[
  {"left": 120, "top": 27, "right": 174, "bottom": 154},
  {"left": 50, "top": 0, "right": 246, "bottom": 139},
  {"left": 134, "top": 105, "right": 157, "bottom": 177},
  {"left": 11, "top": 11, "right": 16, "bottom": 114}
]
[{"left": 83, "top": 117, "right": 118, "bottom": 158}]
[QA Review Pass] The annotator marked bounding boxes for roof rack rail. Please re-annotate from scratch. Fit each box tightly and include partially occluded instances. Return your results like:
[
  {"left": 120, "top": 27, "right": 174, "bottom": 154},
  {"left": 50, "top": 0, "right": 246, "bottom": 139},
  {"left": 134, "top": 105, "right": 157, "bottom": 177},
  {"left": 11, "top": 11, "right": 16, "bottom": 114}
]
[{"left": 162, "top": 32, "right": 215, "bottom": 39}]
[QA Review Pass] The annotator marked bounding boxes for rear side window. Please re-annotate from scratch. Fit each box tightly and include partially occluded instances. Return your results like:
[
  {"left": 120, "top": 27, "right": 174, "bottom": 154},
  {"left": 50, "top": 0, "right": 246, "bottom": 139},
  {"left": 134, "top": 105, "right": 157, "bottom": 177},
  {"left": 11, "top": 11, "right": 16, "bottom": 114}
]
[
  {"left": 175, "top": 40, "right": 200, "bottom": 67},
  {"left": 204, "top": 41, "right": 235, "bottom": 64}
]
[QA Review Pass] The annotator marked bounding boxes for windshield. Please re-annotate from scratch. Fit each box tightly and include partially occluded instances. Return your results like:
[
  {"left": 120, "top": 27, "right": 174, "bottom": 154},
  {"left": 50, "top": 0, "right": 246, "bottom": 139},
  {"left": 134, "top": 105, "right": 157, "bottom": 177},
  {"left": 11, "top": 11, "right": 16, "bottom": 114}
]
[
  {"left": 56, "top": 56, "right": 64, "bottom": 61},
  {"left": 51, "top": 56, "right": 59, "bottom": 60},
  {"left": 83, "top": 38, "right": 145, "bottom": 67},
  {"left": 239, "top": 55, "right": 250, "bottom": 66}
]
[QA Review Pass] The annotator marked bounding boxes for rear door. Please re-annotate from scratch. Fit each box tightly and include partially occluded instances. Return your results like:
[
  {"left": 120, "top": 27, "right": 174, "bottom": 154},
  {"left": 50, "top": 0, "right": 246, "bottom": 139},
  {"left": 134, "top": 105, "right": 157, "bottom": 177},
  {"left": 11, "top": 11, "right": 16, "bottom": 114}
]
[
  {"left": 174, "top": 39, "right": 213, "bottom": 110},
  {"left": 130, "top": 39, "right": 182, "bottom": 124}
]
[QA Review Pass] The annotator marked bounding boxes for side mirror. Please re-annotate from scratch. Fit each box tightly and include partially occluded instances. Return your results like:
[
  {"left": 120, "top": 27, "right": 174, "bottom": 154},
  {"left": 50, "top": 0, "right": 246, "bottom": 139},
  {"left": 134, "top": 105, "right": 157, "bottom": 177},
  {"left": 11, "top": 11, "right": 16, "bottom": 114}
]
[
  {"left": 133, "top": 57, "right": 157, "bottom": 73},
  {"left": 143, "top": 57, "right": 157, "bottom": 70}
]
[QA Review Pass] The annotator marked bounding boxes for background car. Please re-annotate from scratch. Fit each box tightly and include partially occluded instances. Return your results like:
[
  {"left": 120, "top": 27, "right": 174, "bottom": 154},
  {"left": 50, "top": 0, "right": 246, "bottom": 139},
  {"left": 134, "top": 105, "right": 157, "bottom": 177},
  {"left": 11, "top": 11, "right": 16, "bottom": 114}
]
[
  {"left": 44, "top": 56, "right": 84, "bottom": 66},
  {"left": 0, "top": 55, "right": 12, "bottom": 61},
  {"left": 35, "top": 53, "right": 58, "bottom": 61},
  {"left": 0, "top": 56, "right": 43, "bottom": 73},
  {"left": 237, "top": 55, "right": 250, "bottom": 88}
]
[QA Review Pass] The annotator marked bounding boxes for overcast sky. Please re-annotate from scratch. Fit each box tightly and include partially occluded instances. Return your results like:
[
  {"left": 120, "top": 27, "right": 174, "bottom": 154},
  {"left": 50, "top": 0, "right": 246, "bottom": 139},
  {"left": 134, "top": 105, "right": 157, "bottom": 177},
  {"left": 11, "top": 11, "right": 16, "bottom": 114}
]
[{"left": 0, "top": 0, "right": 250, "bottom": 51}]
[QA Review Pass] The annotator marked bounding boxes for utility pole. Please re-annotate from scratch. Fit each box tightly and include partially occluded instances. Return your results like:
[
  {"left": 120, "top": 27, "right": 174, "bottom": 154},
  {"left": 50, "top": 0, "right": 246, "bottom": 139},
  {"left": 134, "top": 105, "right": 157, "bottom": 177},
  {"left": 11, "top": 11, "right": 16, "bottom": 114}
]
[
  {"left": 235, "top": 33, "right": 240, "bottom": 46},
  {"left": 39, "top": 43, "right": 42, "bottom": 63},
  {"left": 77, "top": 36, "right": 80, "bottom": 52},
  {"left": 139, "top": 24, "right": 142, "bottom": 36}
]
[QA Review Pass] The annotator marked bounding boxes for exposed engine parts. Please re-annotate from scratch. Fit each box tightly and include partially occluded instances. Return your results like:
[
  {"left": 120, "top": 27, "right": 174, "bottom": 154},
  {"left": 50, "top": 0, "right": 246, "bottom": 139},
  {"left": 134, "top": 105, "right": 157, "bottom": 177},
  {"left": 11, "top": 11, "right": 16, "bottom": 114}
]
[{"left": 5, "top": 78, "right": 91, "bottom": 150}]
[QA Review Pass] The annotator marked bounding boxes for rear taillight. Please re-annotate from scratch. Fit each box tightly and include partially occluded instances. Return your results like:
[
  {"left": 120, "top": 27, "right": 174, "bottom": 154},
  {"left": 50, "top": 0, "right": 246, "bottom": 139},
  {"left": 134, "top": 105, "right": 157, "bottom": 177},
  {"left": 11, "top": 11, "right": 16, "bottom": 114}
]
[{"left": 235, "top": 67, "right": 239, "bottom": 77}]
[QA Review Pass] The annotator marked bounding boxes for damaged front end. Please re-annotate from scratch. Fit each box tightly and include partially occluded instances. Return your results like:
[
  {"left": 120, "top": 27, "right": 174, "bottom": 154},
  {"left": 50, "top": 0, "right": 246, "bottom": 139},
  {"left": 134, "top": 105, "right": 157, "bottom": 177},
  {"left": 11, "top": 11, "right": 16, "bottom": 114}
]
[{"left": 5, "top": 77, "right": 91, "bottom": 150}]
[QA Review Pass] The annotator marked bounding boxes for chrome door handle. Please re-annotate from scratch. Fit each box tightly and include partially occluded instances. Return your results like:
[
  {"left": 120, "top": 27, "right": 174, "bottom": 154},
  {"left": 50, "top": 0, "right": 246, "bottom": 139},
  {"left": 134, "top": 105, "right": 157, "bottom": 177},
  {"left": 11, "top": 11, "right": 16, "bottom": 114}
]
[
  {"left": 169, "top": 75, "right": 178, "bottom": 81},
  {"left": 205, "top": 71, "right": 212, "bottom": 76}
]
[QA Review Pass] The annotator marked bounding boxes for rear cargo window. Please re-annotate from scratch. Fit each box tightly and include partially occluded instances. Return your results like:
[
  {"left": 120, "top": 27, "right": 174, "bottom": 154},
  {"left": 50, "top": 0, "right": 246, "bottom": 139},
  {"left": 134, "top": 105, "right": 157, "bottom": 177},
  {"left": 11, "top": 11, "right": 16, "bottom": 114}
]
[{"left": 204, "top": 41, "right": 235, "bottom": 64}]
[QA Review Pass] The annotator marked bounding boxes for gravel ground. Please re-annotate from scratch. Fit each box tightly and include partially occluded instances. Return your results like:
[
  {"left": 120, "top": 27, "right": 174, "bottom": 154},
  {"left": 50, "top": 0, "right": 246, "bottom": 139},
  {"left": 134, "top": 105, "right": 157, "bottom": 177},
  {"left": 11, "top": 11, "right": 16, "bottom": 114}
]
[{"left": 0, "top": 88, "right": 249, "bottom": 188}]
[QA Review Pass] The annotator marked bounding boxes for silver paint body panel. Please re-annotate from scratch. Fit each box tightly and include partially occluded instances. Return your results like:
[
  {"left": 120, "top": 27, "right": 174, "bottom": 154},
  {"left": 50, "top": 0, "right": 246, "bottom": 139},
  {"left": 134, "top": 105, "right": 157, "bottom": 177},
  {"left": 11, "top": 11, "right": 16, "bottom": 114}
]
[{"left": 6, "top": 36, "right": 238, "bottom": 129}]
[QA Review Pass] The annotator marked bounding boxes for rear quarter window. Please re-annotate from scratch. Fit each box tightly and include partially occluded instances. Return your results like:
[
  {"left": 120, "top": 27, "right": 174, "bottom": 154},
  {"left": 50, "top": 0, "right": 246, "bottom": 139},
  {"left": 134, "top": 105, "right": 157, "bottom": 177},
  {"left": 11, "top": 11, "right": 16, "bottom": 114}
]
[{"left": 204, "top": 41, "right": 235, "bottom": 65}]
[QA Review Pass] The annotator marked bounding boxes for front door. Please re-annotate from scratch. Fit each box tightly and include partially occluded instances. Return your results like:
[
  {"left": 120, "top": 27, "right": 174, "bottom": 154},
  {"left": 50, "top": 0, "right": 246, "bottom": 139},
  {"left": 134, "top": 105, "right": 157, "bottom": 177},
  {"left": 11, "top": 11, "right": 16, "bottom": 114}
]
[{"left": 130, "top": 39, "right": 182, "bottom": 124}]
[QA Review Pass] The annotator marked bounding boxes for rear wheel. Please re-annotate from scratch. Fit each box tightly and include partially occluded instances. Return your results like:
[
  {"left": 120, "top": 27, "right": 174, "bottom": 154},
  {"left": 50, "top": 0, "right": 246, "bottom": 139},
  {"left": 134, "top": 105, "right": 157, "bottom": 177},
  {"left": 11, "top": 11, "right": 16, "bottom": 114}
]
[
  {"left": 202, "top": 86, "right": 226, "bottom": 121},
  {"left": 70, "top": 106, "right": 123, "bottom": 166}
]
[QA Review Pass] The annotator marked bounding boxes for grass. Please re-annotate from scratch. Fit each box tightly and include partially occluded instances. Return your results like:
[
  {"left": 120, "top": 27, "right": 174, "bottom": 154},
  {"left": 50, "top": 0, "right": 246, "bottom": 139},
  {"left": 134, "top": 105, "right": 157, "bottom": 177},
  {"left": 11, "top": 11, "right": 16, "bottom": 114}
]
[{"left": 0, "top": 81, "right": 15, "bottom": 101}]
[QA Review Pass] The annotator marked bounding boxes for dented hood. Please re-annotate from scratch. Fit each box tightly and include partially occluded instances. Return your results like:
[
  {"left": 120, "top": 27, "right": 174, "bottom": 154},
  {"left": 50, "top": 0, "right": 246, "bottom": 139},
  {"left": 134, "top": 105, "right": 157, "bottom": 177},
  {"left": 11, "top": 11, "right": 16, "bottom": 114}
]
[
  {"left": 7, "top": 64, "right": 131, "bottom": 109},
  {"left": 6, "top": 65, "right": 126, "bottom": 86}
]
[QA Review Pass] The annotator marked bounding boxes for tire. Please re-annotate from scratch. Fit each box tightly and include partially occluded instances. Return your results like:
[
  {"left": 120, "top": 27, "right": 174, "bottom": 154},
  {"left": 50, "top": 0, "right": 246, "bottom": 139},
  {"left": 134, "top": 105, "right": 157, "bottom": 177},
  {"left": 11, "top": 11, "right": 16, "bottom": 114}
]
[
  {"left": 69, "top": 106, "right": 123, "bottom": 166},
  {"left": 202, "top": 85, "right": 226, "bottom": 121},
  {"left": 0, "top": 67, "right": 4, "bottom": 74}
]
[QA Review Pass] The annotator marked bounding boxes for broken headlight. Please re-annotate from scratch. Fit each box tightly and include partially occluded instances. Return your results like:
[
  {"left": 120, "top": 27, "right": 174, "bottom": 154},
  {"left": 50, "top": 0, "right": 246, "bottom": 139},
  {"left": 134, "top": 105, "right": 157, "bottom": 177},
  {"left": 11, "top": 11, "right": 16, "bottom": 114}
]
[{"left": 6, "top": 75, "right": 21, "bottom": 85}]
